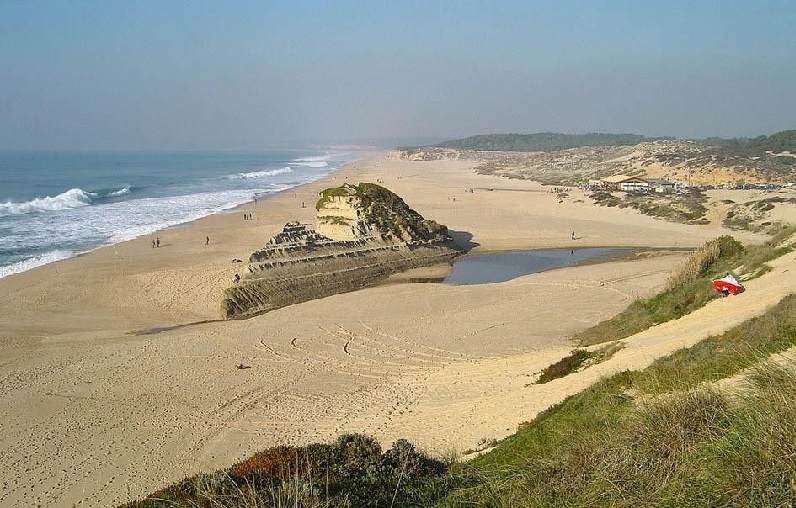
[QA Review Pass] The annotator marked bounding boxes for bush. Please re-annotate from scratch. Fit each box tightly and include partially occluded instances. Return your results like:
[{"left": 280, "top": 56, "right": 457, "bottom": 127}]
[{"left": 124, "top": 434, "right": 448, "bottom": 508}]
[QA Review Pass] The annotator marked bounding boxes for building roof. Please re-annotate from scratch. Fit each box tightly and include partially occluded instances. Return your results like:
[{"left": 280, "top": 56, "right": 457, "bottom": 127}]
[{"left": 601, "top": 175, "right": 647, "bottom": 184}]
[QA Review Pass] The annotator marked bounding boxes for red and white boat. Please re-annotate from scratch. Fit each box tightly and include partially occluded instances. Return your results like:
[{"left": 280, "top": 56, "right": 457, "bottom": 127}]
[{"left": 712, "top": 274, "right": 744, "bottom": 295}]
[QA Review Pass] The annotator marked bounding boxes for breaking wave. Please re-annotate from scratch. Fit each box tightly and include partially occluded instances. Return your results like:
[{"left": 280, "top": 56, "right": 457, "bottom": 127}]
[
  {"left": 0, "top": 188, "right": 93, "bottom": 216},
  {"left": 293, "top": 154, "right": 331, "bottom": 162},
  {"left": 292, "top": 161, "right": 329, "bottom": 168},
  {"left": 228, "top": 167, "right": 294, "bottom": 179},
  {"left": 106, "top": 186, "right": 131, "bottom": 198}
]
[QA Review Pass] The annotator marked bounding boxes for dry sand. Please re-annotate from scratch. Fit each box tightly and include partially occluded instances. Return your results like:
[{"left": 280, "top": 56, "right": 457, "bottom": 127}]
[{"left": 0, "top": 155, "right": 776, "bottom": 506}]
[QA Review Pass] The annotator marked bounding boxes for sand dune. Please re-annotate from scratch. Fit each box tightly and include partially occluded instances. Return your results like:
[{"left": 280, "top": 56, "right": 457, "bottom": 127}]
[{"left": 0, "top": 155, "right": 773, "bottom": 506}]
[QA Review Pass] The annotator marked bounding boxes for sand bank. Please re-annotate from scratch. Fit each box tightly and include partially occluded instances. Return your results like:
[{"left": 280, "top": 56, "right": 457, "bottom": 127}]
[{"left": 0, "top": 155, "right": 767, "bottom": 506}]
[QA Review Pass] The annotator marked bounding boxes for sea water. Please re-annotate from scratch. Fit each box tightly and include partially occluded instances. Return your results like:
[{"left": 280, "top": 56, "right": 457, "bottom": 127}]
[{"left": 0, "top": 150, "right": 357, "bottom": 279}]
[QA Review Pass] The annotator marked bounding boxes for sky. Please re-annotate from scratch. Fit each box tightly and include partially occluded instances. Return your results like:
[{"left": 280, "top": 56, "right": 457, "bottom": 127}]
[{"left": 1, "top": 0, "right": 795, "bottom": 150}]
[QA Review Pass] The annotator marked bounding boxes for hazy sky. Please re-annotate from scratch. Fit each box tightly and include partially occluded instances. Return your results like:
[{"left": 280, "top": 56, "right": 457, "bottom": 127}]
[{"left": 1, "top": 1, "right": 795, "bottom": 150}]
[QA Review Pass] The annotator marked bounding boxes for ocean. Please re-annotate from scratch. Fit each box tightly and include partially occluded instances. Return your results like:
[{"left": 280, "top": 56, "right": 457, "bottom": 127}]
[{"left": 0, "top": 150, "right": 358, "bottom": 279}]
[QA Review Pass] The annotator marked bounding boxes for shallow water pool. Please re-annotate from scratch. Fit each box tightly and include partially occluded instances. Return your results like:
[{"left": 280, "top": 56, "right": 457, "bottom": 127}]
[{"left": 443, "top": 248, "right": 625, "bottom": 285}]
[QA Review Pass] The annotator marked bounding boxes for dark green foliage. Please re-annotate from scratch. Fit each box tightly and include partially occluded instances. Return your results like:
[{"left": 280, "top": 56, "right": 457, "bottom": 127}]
[
  {"left": 123, "top": 434, "right": 447, "bottom": 507},
  {"left": 536, "top": 349, "right": 594, "bottom": 383},
  {"left": 707, "top": 129, "right": 796, "bottom": 157},
  {"left": 589, "top": 190, "right": 621, "bottom": 207},
  {"left": 429, "top": 132, "right": 668, "bottom": 152}
]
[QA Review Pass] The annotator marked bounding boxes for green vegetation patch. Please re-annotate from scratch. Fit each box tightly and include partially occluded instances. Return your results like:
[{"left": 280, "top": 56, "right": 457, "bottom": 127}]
[
  {"left": 428, "top": 132, "right": 668, "bottom": 152},
  {"left": 591, "top": 188, "right": 708, "bottom": 224},
  {"left": 536, "top": 342, "right": 624, "bottom": 384},
  {"left": 708, "top": 129, "right": 796, "bottom": 157},
  {"left": 317, "top": 214, "right": 350, "bottom": 225},
  {"left": 124, "top": 434, "right": 451, "bottom": 508},
  {"left": 315, "top": 186, "right": 352, "bottom": 210},
  {"left": 634, "top": 293, "right": 796, "bottom": 394},
  {"left": 576, "top": 236, "right": 745, "bottom": 347},
  {"left": 724, "top": 197, "right": 796, "bottom": 233}
]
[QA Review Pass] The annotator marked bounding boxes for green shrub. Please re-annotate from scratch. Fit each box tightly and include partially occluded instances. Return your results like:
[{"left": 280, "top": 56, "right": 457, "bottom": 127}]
[{"left": 124, "top": 434, "right": 448, "bottom": 508}]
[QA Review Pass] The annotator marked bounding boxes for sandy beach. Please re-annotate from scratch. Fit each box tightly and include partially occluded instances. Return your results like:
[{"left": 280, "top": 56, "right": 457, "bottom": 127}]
[{"left": 0, "top": 155, "right": 770, "bottom": 506}]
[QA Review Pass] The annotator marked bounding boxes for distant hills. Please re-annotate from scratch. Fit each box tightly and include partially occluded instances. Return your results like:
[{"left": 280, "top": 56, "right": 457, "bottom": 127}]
[
  {"left": 406, "top": 132, "right": 671, "bottom": 152},
  {"left": 707, "top": 130, "right": 796, "bottom": 157},
  {"left": 390, "top": 130, "right": 796, "bottom": 187},
  {"left": 400, "top": 130, "right": 796, "bottom": 157}
]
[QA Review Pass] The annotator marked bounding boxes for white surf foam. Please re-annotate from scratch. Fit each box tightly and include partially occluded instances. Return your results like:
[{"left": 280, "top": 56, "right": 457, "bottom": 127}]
[
  {"left": 293, "top": 154, "right": 331, "bottom": 162},
  {"left": 0, "top": 188, "right": 93, "bottom": 216},
  {"left": 106, "top": 186, "right": 131, "bottom": 198},
  {"left": 228, "top": 167, "right": 293, "bottom": 179},
  {"left": 292, "top": 161, "right": 329, "bottom": 168},
  {"left": 0, "top": 250, "right": 74, "bottom": 279},
  {"left": 0, "top": 150, "right": 351, "bottom": 279}
]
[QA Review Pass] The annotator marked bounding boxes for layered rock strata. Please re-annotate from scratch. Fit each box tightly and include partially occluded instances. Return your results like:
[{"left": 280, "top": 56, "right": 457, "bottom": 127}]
[{"left": 222, "top": 184, "right": 460, "bottom": 318}]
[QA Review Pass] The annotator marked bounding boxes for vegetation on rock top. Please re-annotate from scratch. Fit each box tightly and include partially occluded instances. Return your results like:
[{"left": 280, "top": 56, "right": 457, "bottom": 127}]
[{"left": 316, "top": 182, "right": 451, "bottom": 243}]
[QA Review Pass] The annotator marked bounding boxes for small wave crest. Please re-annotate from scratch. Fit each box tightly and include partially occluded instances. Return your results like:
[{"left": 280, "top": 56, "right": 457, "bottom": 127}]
[
  {"left": 228, "top": 167, "right": 293, "bottom": 180},
  {"left": 0, "top": 250, "right": 74, "bottom": 279},
  {"left": 106, "top": 186, "right": 131, "bottom": 198},
  {"left": 293, "top": 154, "right": 331, "bottom": 163},
  {"left": 292, "top": 161, "right": 329, "bottom": 168},
  {"left": 0, "top": 188, "right": 93, "bottom": 216}
]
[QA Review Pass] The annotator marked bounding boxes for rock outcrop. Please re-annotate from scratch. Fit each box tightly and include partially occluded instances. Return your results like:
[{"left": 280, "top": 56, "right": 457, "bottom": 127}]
[{"left": 222, "top": 183, "right": 461, "bottom": 318}]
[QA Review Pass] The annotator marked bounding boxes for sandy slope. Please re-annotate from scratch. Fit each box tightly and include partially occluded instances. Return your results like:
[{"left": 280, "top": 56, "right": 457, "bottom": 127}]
[{"left": 0, "top": 155, "right": 776, "bottom": 506}]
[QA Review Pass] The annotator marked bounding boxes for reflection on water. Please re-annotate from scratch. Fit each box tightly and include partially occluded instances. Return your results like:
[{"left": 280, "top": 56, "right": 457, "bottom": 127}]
[{"left": 444, "top": 248, "right": 624, "bottom": 285}]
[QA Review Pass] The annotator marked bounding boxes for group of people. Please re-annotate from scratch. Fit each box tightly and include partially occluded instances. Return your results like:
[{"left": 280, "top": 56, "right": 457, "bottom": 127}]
[{"left": 243, "top": 213, "right": 253, "bottom": 220}]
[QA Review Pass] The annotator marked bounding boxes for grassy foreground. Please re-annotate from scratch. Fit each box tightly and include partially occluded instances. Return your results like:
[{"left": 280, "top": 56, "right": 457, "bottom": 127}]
[{"left": 124, "top": 234, "right": 796, "bottom": 507}]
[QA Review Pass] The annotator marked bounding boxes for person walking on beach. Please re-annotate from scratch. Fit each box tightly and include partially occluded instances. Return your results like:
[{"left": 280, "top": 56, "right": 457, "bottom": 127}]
[
  {"left": 205, "top": 235, "right": 210, "bottom": 246},
  {"left": 571, "top": 231, "right": 576, "bottom": 241},
  {"left": 152, "top": 239, "right": 156, "bottom": 248},
  {"left": 156, "top": 237, "right": 160, "bottom": 248}
]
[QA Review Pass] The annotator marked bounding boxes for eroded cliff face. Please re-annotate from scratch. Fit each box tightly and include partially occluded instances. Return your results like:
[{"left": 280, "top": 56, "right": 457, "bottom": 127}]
[{"left": 222, "top": 184, "right": 460, "bottom": 319}]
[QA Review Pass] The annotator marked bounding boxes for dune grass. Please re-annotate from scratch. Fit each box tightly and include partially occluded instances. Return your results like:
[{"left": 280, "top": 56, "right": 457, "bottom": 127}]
[
  {"left": 436, "top": 293, "right": 796, "bottom": 507},
  {"left": 575, "top": 234, "right": 792, "bottom": 347},
  {"left": 536, "top": 342, "right": 624, "bottom": 384}
]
